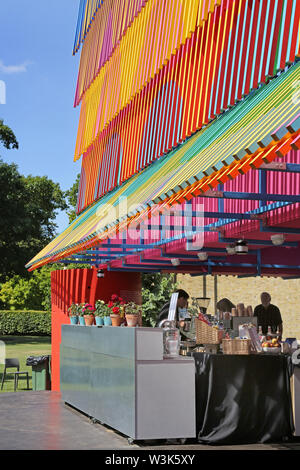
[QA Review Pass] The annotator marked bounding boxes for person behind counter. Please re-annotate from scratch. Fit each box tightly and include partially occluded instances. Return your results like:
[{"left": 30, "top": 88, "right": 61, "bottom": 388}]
[
  {"left": 254, "top": 292, "right": 283, "bottom": 339},
  {"left": 155, "top": 289, "right": 190, "bottom": 326}
]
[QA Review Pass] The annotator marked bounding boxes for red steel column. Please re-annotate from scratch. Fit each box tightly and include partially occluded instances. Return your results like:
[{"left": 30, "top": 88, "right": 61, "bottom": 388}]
[{"left": 51, "top": 269, "right": 142, "bottom": 391}]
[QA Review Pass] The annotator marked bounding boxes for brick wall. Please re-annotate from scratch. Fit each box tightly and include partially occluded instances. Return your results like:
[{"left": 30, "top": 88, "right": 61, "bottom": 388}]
[{"left": 177, "top": 273, "right": 300, "bottom": 340}]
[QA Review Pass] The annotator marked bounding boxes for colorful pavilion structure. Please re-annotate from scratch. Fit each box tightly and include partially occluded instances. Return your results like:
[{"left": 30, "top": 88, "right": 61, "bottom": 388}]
[{"left": 26, "top": 0, "right": 300, "bottom": 389}]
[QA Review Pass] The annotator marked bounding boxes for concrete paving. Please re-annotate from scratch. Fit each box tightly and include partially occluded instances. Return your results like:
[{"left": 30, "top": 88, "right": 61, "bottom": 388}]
[{"left": 0, "top": 391, "right": 298, "bottom": 451}]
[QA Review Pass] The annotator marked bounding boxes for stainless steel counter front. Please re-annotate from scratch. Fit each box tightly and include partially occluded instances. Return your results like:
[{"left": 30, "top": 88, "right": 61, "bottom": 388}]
[{"left": 60, "top": 325, "right": 196, "bottom": 440}]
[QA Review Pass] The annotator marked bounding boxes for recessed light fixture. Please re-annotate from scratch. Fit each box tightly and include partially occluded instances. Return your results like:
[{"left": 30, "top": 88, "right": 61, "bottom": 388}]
[
  {"left": 197, "top": 252, "right": 208, "bottom": 261},
  {"left": 171, "top": 258, "right": 180, "bottom": 266},
  {"left": 226, "top": 244, "right": 236, "bottom": 255},
  {"left": 271, "top": 233, "right": 285, "bottom": 246}
]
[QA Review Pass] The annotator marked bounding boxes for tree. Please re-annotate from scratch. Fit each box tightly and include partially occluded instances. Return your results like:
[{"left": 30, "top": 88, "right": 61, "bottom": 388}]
[
  {"left": 22, "top": 174, "right": 67, "bottom": 240},
  {"left": 142, "top": 273, "right": 177, "bottom": 326},
  {"left": 0, "top": 160, "right": 67, "bottom": 280},
  {"left": 0, "top": 266, "right": 52, "bottom": 311},
  {"left": 0, "top": 119, "right": 18, "bottom": 150},
  {"left": 65, "top": 173, "right": 80, "bottom": 223}
]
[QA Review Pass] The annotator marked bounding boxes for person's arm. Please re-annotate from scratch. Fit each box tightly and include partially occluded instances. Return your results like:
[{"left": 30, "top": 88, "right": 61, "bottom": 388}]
[
  {"left": 155, "top": 303, "right": 169, "bottom": 326},
  {"left": 278, "top": 322, "right": 283, "bottom": 340},
  {"left": 276, "top": 307, "right": 283, "bottom": 340},
  {"left": 253, "top": 306, "right": 259, "bottom": 331}
]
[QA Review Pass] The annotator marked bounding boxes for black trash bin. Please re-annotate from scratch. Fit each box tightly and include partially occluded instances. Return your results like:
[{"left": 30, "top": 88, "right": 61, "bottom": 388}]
[{"left": 26, "top": 356, "right": 51, "bottom": 391}]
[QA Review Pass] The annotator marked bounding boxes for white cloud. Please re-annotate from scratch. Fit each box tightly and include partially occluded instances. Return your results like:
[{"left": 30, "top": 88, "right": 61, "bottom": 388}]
[{"left": 0, "top": 59, "right": 32, "bottom": 74}]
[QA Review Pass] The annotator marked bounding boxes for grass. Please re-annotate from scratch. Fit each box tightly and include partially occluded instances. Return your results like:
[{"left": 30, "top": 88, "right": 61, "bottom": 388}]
[{"left": 0, "top": 336, "right": 51, "bottom": 393}]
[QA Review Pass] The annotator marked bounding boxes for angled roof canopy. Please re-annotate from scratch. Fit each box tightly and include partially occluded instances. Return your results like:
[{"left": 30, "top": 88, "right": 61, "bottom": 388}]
[{"left": 26, "top": 62, "right": 300, "bottom": 272}]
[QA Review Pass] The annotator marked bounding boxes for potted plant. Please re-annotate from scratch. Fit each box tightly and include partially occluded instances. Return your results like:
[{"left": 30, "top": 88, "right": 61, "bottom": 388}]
[
  {"left": 95, "top": 300, "right": 111, "bottom": 326},
  {"left": 68, "top": 303, "right": 80, "bottom": 325},
  {"left": 108, "top": 294, "right": 125, "bottom": 326},
  {"left": 77, "top": 303, "right": 86, "bottom": 325},
  {"left": 82, "top": 303, "right": 95, "bottom": 326},
  {"left": 124, "top": 301, "right": 142, "bottom": 327}
]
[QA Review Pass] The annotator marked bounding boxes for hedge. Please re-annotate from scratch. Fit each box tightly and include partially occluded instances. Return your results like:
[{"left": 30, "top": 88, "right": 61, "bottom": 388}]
[{"left": 0, "top": 311, "right": 51, "bottom": 336}]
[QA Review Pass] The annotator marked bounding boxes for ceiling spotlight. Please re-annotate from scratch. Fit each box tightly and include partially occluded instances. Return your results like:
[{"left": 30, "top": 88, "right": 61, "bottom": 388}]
[
  {"left": 197, "top": 252, "right": 208, "bottom": 261},
  {"left": 271, "top": 233, "right": 285, "bottom": 246},
  {"left": 171, "top": 258, "right": 180, "bottom": 266},
  {"left": 234, "top": 239, "right": 248, "bottom": 254},
  {"left": 226, "top": 244, "right": 236, "bottom": 255}
]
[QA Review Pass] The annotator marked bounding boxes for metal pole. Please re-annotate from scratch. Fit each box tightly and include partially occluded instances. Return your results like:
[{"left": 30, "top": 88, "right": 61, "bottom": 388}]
[
  {"left": 214, "top": 275, "right": 218, "bottom": 315},
  {"left": 203, "top": 275, "right": 207, "bottom": 298}
]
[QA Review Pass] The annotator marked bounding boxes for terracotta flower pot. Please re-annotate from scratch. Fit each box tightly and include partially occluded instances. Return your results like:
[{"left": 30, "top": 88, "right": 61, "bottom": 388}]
[
  {"left": 84, "top": 314, "right": 95, "bottom": 326},
  {"left": 110, "top": 314, "right": 121, "bottom": 327},
  {"left": 125, "top": 314, "right": 139, "bottom": 327}
]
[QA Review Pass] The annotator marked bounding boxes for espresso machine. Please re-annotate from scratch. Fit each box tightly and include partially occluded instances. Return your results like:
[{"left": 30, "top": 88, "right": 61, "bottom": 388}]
[{"left": 194, "top": 297, "right": 211, "bottom": 316}]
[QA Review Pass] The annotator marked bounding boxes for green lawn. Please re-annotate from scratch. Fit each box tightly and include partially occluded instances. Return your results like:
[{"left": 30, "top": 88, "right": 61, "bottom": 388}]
[{"left": 0, "top": 336, "right": 51, "bottom": 393}]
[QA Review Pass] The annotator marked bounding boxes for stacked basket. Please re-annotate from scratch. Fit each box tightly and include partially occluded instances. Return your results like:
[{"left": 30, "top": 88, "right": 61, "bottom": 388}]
[
  {"left": 222, "top": 338, "right": 252, "bottom": 355},
  {"left": 195, "top": 319, "right": 223, "bottom": 344}
]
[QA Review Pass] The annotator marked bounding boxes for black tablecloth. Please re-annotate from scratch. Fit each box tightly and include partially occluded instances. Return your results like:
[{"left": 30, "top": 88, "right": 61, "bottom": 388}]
[{"left": 193, "top": 352, "right": 295, "bottom": 445}]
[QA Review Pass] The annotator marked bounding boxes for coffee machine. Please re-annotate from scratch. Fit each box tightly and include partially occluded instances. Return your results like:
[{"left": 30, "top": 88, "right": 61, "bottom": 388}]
[{"left": 194, "top": 297, "right": 211, "bottom": 316}]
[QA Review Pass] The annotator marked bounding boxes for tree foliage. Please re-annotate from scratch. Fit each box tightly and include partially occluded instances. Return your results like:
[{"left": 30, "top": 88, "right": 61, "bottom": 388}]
[
  {"left": 0, "top": 119, "right": 18, "bottom": 150},
  {"left": 0, "top": 267, "right": 52, "bottom": 311},
  {"left": 142, "top": 273, "right": 177, "bottom": 326},
  {"left": 65, "top": 173, "right": 80, "bottom": 224},
  {"left": 0, "top": 160, "right": 67, "bottom": 280}
]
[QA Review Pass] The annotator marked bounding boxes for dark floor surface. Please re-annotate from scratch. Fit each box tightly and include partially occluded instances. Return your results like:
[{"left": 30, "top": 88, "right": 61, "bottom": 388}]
[{"left": 0, "top": 391, "right": 299, "bottom": 451}]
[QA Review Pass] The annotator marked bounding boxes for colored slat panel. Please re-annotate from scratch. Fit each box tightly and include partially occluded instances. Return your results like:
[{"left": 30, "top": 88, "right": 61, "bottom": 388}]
[
  {"left": 74, "top": 0, "right": 223, "bottom": 156},
  {"left": 75, "top": 0, "right": 300, "bottom": 213},
  {"left": 27, "top": 64, "right": 300, "bottom": 269}
]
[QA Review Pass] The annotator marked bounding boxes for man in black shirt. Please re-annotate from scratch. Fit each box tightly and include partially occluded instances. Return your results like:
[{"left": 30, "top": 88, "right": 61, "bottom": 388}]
[{"left": 254, "top": 292, "right": 283, "bottom": 339}]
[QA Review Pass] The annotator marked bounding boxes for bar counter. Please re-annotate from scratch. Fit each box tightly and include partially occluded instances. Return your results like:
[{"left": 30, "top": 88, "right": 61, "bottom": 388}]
[
  {"left": 60, "top": 325, "right": 196, "bottom": 441},
  {"left": 60, "top": 325, "right": 296, "bottom": 444}
]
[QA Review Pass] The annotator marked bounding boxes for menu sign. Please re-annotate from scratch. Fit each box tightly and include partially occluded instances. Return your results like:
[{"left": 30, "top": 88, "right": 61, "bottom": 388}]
[{"left": 168, "top": 292, "right": 179, "bottom": 322}]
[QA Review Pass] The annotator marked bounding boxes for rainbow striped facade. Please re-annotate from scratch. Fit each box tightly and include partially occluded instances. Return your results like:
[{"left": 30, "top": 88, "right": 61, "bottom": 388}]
[
  {"left": 27, "top": 0, "right": 300, "bottom": 274},
  {"left": 74, "top": 0, "right": 300, "bottom": 214}
]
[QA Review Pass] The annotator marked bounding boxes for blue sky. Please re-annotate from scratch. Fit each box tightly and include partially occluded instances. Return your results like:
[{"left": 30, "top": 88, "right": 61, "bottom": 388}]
[{"left": 0, "top": 0, "right": 82, "bottom": 232}]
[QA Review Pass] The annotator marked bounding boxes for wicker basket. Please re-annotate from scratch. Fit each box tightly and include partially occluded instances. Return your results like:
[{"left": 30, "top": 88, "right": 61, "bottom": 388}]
[
  {"left": 222, "top": 338, "right": 252, "bottom": 355},
  {"left": 195, "top": 319, "right": 222, "bottom": 344}
]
